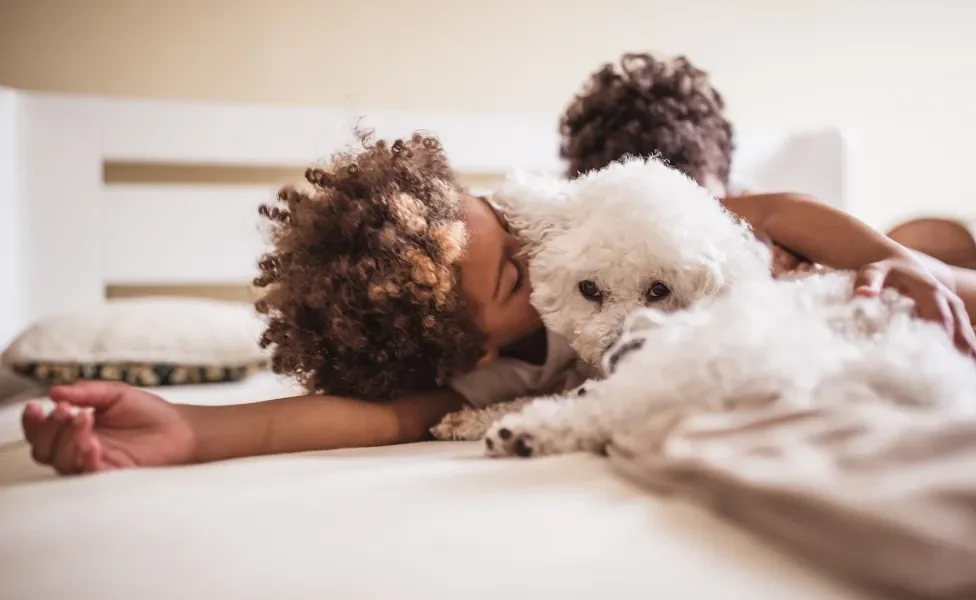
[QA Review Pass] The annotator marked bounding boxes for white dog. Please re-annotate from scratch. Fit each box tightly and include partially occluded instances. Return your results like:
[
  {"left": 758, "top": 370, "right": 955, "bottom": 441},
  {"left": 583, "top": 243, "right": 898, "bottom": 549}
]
[
  {"left": 431, "top": 157, "right": 976, "bottom": 456},
  {"left": 494, "top": 156, "right": 771, "bottom": 368}
]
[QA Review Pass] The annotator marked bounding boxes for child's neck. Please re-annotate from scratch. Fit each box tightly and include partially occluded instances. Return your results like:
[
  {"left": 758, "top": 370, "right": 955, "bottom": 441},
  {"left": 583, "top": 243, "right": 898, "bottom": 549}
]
[{"left": 499, "top": 328, "right": 548, "bottom": 366}]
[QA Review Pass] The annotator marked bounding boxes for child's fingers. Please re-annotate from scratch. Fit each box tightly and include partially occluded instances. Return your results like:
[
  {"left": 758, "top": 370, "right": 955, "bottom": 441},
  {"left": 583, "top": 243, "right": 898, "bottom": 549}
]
[
  {"left": 23, "top": 398, "right": 106, "bottom": 473},
  {"left": 71, "top": 412, "right": 92, "bottom": 473},
  {"left": 27, "top": 404, "right": 74, "bottom": 465},
  {"left": 21, "top": 401, "right": 46, "bottom": 440},
  {"left": 81, "top": 436, "right": 103, "bottom": 473},
  {"left": 947, "top": 296, "right": 976, "bottom": 357},
  {"left": 913, "top": 293, "right": 955, "bottom": 339},
  {"left": 853, "top": 263, "right": 886, "bottom": 297},
  {"left": 72, "top": 411, "right": 104, "bottom": 473},
  {"left": 49, "top": 381, "right": 130, "bottom": 410},
  {"left": 54, "top": 410, "right": 102, "bottom": 475},
  {"left": 50, "top": 410, "right": 89, "bottom": 474},
  {"left": 879, "top": 268, "right": 958, "bottom": 340}
]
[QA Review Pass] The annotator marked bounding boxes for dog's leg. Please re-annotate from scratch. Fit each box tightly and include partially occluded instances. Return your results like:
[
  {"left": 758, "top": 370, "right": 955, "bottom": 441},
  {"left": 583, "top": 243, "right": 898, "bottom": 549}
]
[
  {"left": 429, "top": 397, "right": 534, "bottom": 441},
  {"left": 483, "top": 383, "right": 618, "bottom": 458}
]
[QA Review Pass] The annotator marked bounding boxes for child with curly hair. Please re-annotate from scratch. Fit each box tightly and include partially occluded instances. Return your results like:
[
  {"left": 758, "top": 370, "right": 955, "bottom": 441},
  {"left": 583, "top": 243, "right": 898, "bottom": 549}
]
[
  {"left": 21, "top": 127, "right": 976, "bottom": 475},
  {"left": 561, "top": 53, "right": 733, "bottom": 193}
]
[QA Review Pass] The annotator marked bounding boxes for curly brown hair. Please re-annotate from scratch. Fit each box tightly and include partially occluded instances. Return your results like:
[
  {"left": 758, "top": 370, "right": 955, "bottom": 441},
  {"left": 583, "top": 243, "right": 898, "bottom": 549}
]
[
  {"left": 560, "top": 53, "right": 734, "bottom": 187},
  {"left": 254, "top": 132, "right": 485, "bottom": 399}
]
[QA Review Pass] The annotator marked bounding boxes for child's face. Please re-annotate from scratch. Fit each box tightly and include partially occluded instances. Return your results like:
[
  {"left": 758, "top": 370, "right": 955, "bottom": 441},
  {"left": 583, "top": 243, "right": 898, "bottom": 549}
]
[{"left": 458, "top": 194, "right": 541, "bottom": 365}]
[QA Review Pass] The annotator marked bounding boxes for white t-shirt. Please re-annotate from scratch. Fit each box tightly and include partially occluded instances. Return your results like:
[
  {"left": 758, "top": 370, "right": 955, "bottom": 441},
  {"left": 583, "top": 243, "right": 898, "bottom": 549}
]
[{"left": 449, "top": 330, "right": 588, "bottom": 408}]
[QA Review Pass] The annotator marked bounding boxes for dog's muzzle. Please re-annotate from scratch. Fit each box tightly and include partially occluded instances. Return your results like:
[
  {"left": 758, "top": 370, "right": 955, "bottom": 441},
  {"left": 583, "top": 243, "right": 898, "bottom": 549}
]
[{"left": 603, "top": 337, "right": 646, "bottom": 375}]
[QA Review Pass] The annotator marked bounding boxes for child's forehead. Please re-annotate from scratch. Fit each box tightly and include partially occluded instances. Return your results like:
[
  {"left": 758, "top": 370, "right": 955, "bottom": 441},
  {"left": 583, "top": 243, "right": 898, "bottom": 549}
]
[
  {"left": 470, "top": 192, "right": 502, "bottom": 211},
  {"left": 467, "top": 193, "right": 507, "bottom": 225}
]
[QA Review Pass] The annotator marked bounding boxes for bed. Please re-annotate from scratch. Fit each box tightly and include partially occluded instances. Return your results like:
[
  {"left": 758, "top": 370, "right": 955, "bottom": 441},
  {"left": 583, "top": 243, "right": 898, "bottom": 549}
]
[{"left": 0, "top": 86, "right": 868, "bottom": 599}]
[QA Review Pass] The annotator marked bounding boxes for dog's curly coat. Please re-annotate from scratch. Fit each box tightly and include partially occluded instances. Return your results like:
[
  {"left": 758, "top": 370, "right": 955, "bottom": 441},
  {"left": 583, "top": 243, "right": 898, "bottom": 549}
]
[{"left": 431, "top": 158, "right": 976, "bottom": 456}]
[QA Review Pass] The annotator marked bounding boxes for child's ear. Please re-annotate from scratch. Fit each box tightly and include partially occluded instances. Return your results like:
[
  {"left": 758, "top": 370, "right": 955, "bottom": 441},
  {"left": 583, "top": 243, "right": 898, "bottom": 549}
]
[{"left": 476, "top": 346, "right": 499, "bottom": 368}]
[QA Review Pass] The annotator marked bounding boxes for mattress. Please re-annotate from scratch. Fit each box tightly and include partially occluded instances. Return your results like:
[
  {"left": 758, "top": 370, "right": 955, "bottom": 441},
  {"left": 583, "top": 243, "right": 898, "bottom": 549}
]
[{"left": 0, "top": 373, "right": 868, "bottom": 600}]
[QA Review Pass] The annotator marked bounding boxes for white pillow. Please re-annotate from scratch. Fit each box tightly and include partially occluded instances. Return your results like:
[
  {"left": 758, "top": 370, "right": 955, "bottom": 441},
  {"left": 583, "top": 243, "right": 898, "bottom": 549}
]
[{"left": 1, "top": 297, "right": 269, "bottom": 386}]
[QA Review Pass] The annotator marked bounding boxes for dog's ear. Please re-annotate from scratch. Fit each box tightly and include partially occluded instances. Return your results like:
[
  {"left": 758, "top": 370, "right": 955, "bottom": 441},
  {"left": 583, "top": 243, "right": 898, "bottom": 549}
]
[
  {"left": 688, "top": 257, "right": 729, "bottom": 298},
  {"left": 492, "top": 171, "right": 574, "bottom": 246},
  {"left": 689, "top": 235, "right": 772, "bottom": 298}
]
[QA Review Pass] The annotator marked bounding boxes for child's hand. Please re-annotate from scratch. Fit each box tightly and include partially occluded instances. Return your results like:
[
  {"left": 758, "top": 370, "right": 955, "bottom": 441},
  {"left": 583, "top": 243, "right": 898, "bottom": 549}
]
[
  {"left": 21, "top": 381, "right": 196, "bottom": 475},
  {"left": 854, "top": 256, "right": 976, "bottom": 356}
]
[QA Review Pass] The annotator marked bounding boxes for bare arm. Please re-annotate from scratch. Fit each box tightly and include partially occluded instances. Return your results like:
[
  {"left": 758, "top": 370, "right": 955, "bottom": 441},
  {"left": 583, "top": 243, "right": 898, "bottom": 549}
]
[
  {"left": 184, "top": 390, "right": 467, "bottom": 463},
  {"left": 723, "top": 192, "right": 976, "bottom": 328},
  {"left": 22, "top": 381, "right": 467, "bottom": 473},
  {"left": 722, "top": 193, "right": 911, "bottom": 269}
]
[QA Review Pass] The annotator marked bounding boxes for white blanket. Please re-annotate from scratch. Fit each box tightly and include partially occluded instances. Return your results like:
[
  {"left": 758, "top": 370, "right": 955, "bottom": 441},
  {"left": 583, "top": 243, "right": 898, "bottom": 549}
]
[{"left": 0, "top": 374, "right": 867, "bottom": 600}]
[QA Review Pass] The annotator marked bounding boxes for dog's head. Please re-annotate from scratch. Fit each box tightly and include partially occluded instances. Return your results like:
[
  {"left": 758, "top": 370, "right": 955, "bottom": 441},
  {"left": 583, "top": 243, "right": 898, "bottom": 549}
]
[{"left": 494, "top": 156, "right": 771, "bottom": 368}]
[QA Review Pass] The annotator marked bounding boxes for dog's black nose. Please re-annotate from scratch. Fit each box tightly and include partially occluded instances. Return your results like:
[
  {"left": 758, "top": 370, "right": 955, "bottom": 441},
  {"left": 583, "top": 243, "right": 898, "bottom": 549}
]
[
  {"left": 602, "top": 329, "right": 624, "bottom": 354},
  {"left": 605, "top": 338, "right": 646, "bottom": 374}
]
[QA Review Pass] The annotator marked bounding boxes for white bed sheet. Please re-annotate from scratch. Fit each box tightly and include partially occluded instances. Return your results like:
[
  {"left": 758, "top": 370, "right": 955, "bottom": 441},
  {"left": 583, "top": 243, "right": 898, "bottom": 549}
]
[{"left": 0, "top": 374, "right": 868, "bottom": 600}]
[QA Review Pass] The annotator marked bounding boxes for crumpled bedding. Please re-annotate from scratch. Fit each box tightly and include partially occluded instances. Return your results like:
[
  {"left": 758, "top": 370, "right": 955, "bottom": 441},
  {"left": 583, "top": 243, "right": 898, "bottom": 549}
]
[
  {"left": 4, "top": 368, "right": 974, "bottom": 599},
  {"left": 608, "top": 397, "right": 976, "bottom": 600}
]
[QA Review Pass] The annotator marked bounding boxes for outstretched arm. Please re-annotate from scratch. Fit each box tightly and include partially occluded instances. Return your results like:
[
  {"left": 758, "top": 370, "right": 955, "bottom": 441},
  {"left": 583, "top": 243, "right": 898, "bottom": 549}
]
[
  {"left": 187, "top": 389, "right": 465, "bottom": 462},
  {"left": 22, "top": 381, "right": 465, "bottom": 474}
]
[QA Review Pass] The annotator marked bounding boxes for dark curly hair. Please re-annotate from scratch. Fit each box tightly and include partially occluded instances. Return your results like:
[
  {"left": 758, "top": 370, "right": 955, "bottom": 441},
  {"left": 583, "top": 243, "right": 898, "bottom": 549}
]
[
  {"left": 560, "top": 53, "right": 734, "bottom": 187},
  {"left": 254, "top": 132, "right": 485, "bottom": 399}
]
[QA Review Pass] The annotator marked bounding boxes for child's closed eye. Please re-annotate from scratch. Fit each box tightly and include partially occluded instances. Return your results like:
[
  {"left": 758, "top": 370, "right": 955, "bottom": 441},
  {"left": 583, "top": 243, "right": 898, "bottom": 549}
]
[{"left": 509, "top": 259, "right": 524, "bottom": 296}]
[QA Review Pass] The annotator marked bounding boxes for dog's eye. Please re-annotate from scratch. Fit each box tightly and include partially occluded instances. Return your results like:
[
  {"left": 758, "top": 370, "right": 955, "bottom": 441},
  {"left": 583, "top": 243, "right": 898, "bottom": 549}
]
[
  {"left": 645, "top": 281, "right": 671, "bottom": 303},
  {"left": 577, "top": 280, "right": 603, "bottom": 301}
]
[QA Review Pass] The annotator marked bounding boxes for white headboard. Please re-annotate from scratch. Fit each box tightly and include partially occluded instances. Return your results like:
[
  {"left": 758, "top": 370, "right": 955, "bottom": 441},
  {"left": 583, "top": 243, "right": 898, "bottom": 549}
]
[{"left": 0, "top": 87, "right": 854, "bottom": 347}]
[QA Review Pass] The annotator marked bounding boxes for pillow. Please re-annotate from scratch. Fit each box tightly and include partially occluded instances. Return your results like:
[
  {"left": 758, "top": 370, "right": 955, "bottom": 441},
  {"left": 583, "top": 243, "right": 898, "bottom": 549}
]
[
  {"left": 0, "top": 365, "right": 44, "bottom": 403},
  {"left": 1, "top": 297, "right": 269, "bottom": 387}
]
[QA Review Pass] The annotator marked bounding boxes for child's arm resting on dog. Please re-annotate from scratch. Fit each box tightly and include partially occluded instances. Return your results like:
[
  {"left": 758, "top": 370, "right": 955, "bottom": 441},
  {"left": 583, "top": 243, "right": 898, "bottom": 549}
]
[
  {"left": 21, "top": 381, "right": 465, "bottom": 474},
  {"left": 724, "top": 192, "right": 976, "bottom": 352},
  {"left": 723, "top": 193, "right": 912, "bottom": 269}
]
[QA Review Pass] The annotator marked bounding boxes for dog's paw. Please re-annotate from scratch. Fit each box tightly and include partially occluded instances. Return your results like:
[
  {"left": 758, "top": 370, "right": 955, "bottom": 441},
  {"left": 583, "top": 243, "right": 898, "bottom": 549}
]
[
  {"left": 482, "top": 395, "right": 607, "bottom": 458},
  {"left": 483, "top": 408, "right": 576, "bottom": 458},
  {"left": 484, "top": 418, "right": 539, "bottom": 458},
  {"left": 430, "top": 406, "right": 499, "bottom": 441},
  {"left": 429, "top": 410, "right": 463, "bottom": 441},
  {"left": 430, "top": 409, "right": 472, "bottom": 441}
]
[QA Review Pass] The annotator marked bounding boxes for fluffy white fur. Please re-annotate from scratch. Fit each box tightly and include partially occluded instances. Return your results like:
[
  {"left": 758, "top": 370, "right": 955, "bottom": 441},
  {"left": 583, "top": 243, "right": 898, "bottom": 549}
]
[
  {"left": 431, "top": 157, "right": 976, "bottom": 457},
  {"left": 493, "top": 156, "right": 770, "bottom": 367}
]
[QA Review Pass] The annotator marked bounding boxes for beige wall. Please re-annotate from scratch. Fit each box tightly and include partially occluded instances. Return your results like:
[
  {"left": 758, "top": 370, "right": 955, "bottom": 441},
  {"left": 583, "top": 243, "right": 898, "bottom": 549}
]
[{"left": 2, "top": 0, "right": 974, "bottom": 229}]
